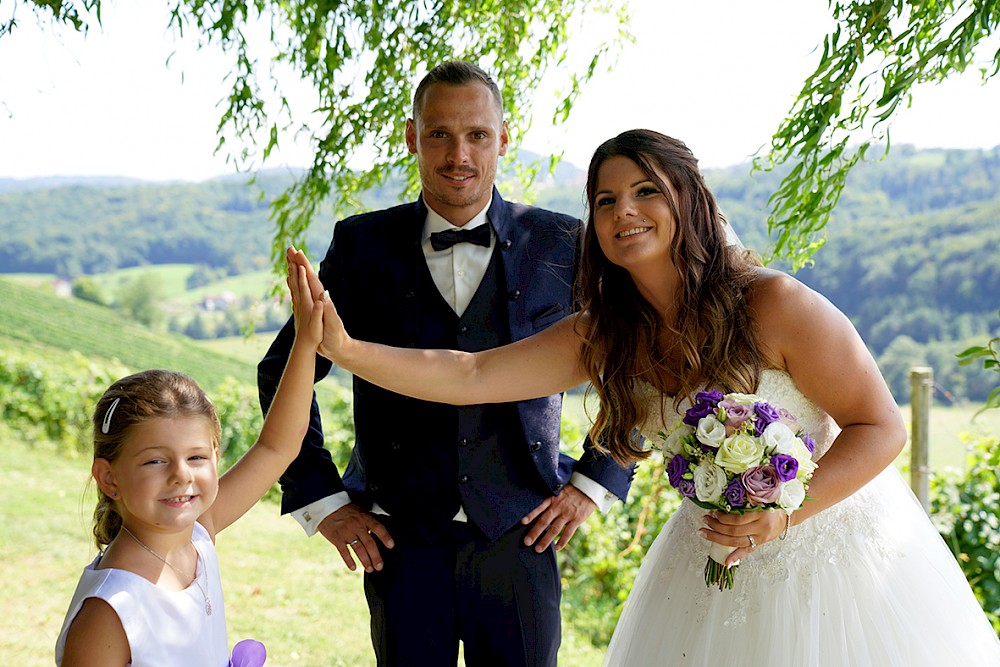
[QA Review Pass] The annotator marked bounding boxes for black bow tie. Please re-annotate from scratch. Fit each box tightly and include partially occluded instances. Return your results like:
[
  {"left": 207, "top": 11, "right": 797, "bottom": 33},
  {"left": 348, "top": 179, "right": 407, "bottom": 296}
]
[{"left": 429, "top": 224, "right": 492, "bottom": 251}]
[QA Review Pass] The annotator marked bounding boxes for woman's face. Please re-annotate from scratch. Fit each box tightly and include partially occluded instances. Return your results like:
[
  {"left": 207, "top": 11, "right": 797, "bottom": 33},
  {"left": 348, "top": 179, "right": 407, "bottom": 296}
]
[{"left": 592, "top": 155, "right": 678, "bottom": 274}]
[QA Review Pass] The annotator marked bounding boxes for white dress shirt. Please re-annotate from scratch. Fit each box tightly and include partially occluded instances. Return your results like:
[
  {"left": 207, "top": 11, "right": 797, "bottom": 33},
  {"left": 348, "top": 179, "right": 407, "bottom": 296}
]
[{"left": 291, "top": 197, "right": 616, "bottom": 536}]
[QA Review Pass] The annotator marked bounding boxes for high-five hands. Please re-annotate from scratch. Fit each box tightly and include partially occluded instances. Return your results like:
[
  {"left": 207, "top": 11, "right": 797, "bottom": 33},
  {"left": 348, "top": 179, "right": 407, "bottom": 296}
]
[
  {"left": 285, "top": 247, "right": 352, "bottom": 365},
  {"left": 286, "top": 247, "right": 325, "bottom": 351}
]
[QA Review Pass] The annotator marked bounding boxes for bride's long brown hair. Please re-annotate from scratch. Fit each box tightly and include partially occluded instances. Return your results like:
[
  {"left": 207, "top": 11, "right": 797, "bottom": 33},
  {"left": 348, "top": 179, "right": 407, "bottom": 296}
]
[{"left": 576, "top": 130, "right": 764, "bottom": 466}]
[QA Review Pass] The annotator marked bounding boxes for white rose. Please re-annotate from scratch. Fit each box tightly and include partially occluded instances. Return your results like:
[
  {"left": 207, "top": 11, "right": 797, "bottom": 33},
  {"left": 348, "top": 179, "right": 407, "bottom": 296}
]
[
  {"left": 761, "top": 421, "right": 798, "bottom": 455},
  {"left": 789, "top": 439, "right": 818, "bottom": 480},
  {"left": 779, "top": 478, "right": 806, "bottom": 510},
  {"left": 696, "top": 415, "right": 727, "bottom": 448},
  {"left": 693, "top": 460, "right": 728, "bottom": 504},
  {"left": 659, "top": 425, "right": 691, "bottom": 458},
  {"left": 715, "top": 432, "right": 765, "bottom": 474}
]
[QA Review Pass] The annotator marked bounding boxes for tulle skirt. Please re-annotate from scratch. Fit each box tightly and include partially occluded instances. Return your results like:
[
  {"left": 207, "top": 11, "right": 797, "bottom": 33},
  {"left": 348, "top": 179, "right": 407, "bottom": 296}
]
[{"left": 603, "top": 467, "right": 1000, "bottom": 666}]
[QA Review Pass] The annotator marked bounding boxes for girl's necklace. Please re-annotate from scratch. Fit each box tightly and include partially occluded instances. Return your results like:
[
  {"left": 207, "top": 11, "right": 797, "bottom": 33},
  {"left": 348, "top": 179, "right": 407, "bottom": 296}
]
[{"left": 120, "top": 525, "right": 212, "bottom": 615}]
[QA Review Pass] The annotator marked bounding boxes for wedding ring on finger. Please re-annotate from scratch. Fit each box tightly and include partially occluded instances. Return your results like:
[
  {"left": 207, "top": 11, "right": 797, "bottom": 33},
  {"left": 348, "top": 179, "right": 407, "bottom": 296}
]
[
  {"left": 747, "top": 535, "right": 757, "bottom": 550},
  {"left": 349, "top": 538, "right": 360, "bottom": 546}
]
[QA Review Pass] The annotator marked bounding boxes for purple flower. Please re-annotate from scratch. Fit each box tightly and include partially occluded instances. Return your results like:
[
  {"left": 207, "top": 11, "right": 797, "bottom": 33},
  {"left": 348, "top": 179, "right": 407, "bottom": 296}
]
[
  {"left": 666, "top": 454, "right": 690, "bottom": 489},
  {"left": 683, "top": 390, "right": 724, "bottom": 426},
  {"left": 695, "top": 390, "right": 725, "bottom": 405},
  {"left": 771, "top": 454, "right": 799, "bottom": 482},
  {"left": 742, "top": 465, "right": 782, "bottom": 505},
  {"left": 753, "top": 402, "right": 781, "bottom": 435},
  {"left": 724, "top": 478, "right": 746, "bottom": 508},
  {"left": 677, "top": 478, "right": 697, "bottom": 498},
  {"left": 800, "top": 432, "right": 816, "bottom": 454}
]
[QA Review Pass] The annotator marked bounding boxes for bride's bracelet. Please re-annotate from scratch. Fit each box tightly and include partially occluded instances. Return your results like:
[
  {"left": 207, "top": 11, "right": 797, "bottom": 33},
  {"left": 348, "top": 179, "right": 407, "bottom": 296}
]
[{"left": 780, "top": 511, "right": 792, "bottom": 540}]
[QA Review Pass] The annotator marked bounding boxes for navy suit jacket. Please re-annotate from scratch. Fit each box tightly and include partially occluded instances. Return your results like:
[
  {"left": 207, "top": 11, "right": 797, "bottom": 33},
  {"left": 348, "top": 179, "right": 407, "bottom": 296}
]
[{"left": 258, "top": 188, "right": 633, "bottom": 528}]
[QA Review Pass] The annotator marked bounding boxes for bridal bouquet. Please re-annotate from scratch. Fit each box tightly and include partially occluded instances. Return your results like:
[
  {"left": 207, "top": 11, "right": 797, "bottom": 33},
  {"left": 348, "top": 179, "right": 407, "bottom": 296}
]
[{"left": 658, "top": 390, "right": 817, "bottom": 590}]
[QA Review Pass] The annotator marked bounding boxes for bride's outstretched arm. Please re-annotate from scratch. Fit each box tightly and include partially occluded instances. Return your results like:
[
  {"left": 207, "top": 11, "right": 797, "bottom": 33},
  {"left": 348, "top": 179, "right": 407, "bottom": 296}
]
[{"left": 288, "top": 248, "right": 589, "bottom": 404}]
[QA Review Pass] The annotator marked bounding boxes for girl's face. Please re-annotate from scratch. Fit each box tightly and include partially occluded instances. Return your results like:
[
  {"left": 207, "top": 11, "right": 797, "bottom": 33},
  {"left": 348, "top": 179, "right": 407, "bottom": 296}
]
[
  {"left": 96, "top": 416, "right": 219, "bottom": 534},
  {"left": 592, "top": 155, "right": 678, "bottom": 273}
]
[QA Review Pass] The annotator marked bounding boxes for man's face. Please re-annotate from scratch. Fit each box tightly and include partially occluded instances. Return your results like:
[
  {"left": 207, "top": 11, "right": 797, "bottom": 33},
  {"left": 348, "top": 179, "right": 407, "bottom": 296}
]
[{"left": 405, "top": 82, "right": 509, "bottom": 226}]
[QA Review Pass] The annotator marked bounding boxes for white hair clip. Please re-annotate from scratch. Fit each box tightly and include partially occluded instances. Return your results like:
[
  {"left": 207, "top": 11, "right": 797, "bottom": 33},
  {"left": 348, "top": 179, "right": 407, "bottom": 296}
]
[{"left": 101, "top": 398, "right": 121, "bottom": 435}]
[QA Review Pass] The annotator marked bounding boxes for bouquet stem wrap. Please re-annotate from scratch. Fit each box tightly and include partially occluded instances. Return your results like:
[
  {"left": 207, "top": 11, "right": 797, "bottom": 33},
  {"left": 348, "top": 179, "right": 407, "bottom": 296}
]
[{"left": 705, "top": 542, "right": 738, "bottom": 590}]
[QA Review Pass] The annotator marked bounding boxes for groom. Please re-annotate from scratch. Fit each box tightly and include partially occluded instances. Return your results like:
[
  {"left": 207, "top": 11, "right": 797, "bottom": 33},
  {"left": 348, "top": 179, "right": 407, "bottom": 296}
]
[{"left": 258, "top": 60, "right": 633, "bottom": 666}]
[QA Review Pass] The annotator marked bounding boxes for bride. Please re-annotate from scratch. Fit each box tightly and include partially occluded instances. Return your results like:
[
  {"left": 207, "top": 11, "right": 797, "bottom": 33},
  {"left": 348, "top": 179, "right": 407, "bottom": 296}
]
[{"left": 295, "top": 129, "right": 1000, "bottom": 665}]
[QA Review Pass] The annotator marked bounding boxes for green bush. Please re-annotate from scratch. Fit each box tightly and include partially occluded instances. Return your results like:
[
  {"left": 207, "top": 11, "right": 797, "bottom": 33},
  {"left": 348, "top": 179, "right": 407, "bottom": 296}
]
[
  {"left": 930, "top": 433, "right": 1000, "bottom": 633},
  {"left": 0, "top": 349, "right": 127, "bottom": 455},
  {"left": 212, "top": 377, "right": 355, "bottom": 502},
  {"left": 559, "top": 445, "right": 681, "bottom": 646}
]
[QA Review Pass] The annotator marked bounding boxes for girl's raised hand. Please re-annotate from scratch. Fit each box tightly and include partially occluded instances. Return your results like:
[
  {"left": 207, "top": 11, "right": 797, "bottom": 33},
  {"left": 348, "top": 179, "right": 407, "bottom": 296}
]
[{"left": 286, "top": 247, "right": 324, "bottom": 350}]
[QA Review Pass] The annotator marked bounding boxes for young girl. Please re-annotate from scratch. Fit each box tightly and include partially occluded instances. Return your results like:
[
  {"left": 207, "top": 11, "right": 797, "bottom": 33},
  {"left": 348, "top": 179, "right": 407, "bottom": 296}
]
[{"left": 55, "top": 249, "right": 326, "bottom": 666}]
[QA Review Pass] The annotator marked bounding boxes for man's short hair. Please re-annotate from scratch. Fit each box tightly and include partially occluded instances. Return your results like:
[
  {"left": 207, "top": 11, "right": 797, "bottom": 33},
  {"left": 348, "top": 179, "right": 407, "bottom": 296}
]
[{"left": 412, "top": 60, "right": 504, "bottom": 121}]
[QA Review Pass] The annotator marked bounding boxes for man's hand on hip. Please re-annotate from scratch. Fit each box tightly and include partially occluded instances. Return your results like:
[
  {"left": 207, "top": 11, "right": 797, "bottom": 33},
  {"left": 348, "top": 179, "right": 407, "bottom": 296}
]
[
  {"left": 317, "top": 503, "right": 394, "bottom": 573},
  {"left": 520, "top": 484, "right": 597, "bottom": 553}
]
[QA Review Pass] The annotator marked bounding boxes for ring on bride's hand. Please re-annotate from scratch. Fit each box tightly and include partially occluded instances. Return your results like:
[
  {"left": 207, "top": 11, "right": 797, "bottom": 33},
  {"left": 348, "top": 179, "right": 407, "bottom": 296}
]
[
  {"left": 349, "top": 538, "right": 360, "bottom": 545},
  {"left": 747, "top": 535, "right": 757, "bottom": 550}
]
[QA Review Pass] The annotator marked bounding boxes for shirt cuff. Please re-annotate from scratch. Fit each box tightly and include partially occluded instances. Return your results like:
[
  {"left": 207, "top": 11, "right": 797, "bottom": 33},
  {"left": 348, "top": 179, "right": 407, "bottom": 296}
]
[
  {"left": 570, "top": 472, "right": 618, "bottom": 513},
  {"left": 289, "top": 492, "right": 352, "bottom": 536}
]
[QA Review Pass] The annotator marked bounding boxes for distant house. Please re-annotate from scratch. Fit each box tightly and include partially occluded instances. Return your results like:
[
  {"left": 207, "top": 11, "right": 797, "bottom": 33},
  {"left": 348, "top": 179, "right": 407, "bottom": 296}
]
[
  {"left": 52, "top": 278, "right": 72, "bottom": 298},
  {"left": 199, "top": 291, "right": 238, "bottom": 312}
]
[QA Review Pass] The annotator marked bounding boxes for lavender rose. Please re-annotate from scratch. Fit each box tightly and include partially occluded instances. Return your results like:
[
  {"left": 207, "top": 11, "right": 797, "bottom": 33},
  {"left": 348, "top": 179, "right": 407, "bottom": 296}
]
[
  {"left": 771, "top": 454, "right": 799, "bottom": 482},
  {"left": 719, "top": 400, "right": 753, "bottom": 436},
  {"left": 800, "top": 432, "right": 816, "bottom": 454},
  {"left": 742, "top": 465, "right": 783, "bottom": 505},
  {"left": 677, "top": 478, "right": 697, "bottom": 498}
]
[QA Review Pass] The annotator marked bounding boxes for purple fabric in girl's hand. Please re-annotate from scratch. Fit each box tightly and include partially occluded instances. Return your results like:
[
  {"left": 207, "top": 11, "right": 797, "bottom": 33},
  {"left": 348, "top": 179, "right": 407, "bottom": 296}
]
[{"left": 230, "top": 639, "right": 267, "bottom": 667}]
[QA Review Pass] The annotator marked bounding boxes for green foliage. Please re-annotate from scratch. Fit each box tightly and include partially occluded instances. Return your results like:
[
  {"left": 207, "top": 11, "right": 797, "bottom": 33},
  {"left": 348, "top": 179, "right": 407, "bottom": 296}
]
[
  {"left": 757, "top": 0, "right": 1000, "bottom": 269},
  {"left": 71, "top": 275, "right": 106, "bottom": 305},
  {"left": 0, "top": 0, "right": 101, "bottom": 37},
  {"left": 560, "top": 451, "right": 681, "bottom": 646},
  {"left": 115, "top": 272, "right": 166, "bottom": 330},
  {"left": 930, "top": 434, "right": 1000, "bottom": 633},
  {"left": 0, "top": 348, "right": 125, "bottom": 455},
  {"left": 957, "top": 310, "right": 1000, "bottom": 416}
]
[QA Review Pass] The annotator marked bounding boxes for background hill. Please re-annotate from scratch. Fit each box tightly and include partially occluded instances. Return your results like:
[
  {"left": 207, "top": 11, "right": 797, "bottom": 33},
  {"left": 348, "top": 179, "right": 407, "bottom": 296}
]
[{"left": 1, "top": 145, "right": 998, "bottom": 403}]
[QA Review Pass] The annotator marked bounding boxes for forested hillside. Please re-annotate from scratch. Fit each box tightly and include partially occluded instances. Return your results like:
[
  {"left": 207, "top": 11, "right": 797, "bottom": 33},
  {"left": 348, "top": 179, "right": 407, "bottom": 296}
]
[{"left": 2, "top": 145, "right": 997, "bottom": 402}]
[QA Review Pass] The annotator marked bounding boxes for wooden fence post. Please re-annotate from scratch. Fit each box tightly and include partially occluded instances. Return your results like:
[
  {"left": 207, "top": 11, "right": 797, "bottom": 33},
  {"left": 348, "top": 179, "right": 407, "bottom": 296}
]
[{"left": 910, "top": 366, "right": 933, "bottom": 513}]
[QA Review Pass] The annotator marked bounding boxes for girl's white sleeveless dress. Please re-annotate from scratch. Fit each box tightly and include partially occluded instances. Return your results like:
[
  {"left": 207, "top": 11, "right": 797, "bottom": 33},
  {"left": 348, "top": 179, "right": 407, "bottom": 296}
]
[
  {"left": 55, "top": 521, "right": 230, "bottom": 666},
  {"left": 603, "top": 370, "right": 1000, "bottom": 666}
]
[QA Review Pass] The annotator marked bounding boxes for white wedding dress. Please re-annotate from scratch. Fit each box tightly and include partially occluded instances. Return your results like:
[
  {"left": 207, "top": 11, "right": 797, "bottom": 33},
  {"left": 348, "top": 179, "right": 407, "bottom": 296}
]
[{"left": 603, "top": 370, "right": 1000, "bottom": 666}]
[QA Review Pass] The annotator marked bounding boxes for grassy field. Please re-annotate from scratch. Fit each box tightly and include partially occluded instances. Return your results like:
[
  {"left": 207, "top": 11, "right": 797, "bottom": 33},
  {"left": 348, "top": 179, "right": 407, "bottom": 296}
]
[
  {"left": 0, "top": 278, "right": 251, "bottom": 391},
  {"left": 0, "top": 437, "right": 605, "bottom": 666}
]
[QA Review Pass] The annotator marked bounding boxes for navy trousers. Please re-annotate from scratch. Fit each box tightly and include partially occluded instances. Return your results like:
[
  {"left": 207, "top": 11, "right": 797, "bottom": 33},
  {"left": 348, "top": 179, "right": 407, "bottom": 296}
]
[{"left": 363, "top": 517, "right": 561, "bottom": 667}]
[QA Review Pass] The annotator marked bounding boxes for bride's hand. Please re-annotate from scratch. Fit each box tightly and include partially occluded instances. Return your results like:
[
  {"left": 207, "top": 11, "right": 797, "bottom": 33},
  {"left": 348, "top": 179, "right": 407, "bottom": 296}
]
[
  {"left": 285, "top": 246, "right": 353, "bottom": 365},
  {"left": 701, "top": 509, "right": 789, "bottom": 566}
]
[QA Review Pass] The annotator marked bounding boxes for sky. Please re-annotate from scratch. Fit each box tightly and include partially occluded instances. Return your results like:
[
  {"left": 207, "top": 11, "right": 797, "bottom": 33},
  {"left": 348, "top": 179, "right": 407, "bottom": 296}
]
[{"left": 2, "top": 0, "right": 999, "bottom": 182}]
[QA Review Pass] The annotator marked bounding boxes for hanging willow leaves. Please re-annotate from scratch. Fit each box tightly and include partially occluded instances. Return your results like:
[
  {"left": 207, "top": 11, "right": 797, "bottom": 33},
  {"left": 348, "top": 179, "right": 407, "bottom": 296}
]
[
  {"left": 4, "top": 0, "right": 631, "bottom": 267},
  {"left": 756, "top": 0, "right": 1000, "bottom": 270}
]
